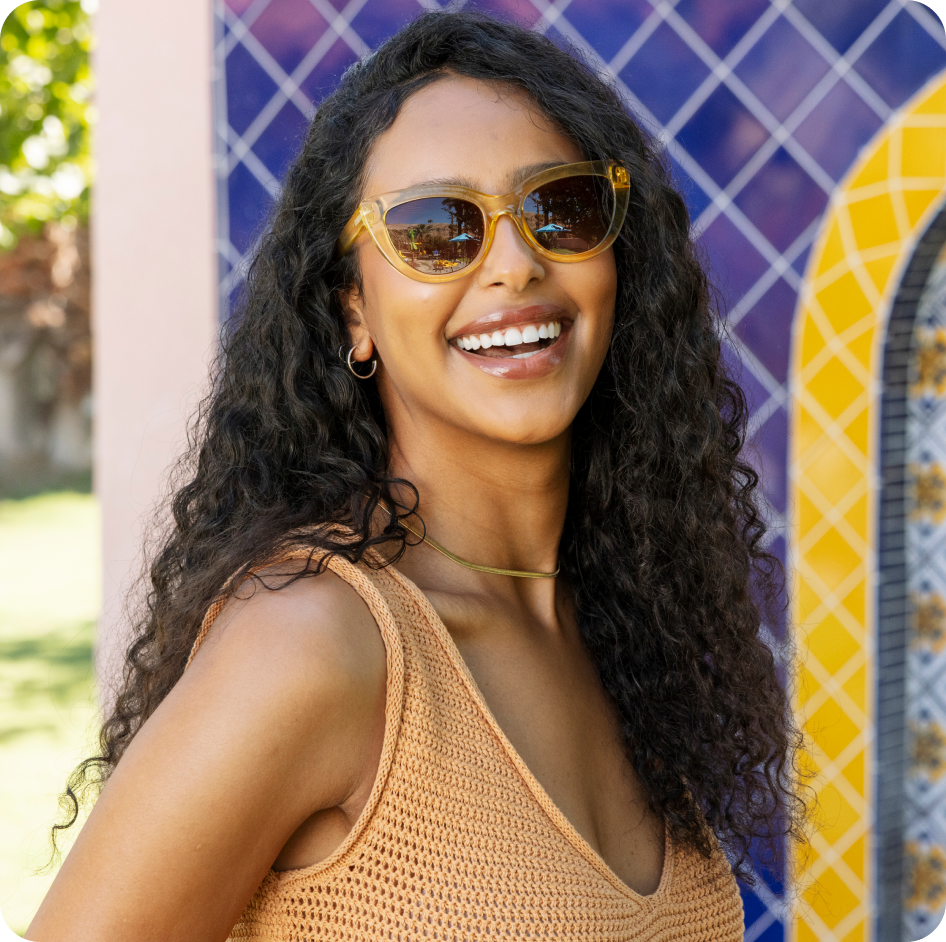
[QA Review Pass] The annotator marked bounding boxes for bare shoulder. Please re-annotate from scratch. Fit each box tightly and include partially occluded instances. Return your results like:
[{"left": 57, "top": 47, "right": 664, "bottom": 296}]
[
  {"left": 164, "top": 558, "right": 390, "bottom": 839},
  {"left": 194, "top": 560, "right": 384, "bottom": 666},
  {"left": 185, "top": 559, "right": 388, "bottom": 716},
  {"left": 173, "top": 560, "right": 388, "bottom": 811}
]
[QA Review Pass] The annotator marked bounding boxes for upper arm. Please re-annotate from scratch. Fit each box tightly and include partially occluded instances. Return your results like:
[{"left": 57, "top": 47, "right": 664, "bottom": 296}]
[{"left": 28, "top": 568, "right": 387, "bottom": 942}]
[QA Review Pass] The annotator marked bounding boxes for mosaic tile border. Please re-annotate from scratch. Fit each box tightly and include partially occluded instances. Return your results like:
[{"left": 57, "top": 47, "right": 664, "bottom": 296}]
[
  {"left": 877, "top": 203, "right": 946, "bottom": 942},
  {"left": 903, "top": 238, "right": 946, "bottom": 940}
]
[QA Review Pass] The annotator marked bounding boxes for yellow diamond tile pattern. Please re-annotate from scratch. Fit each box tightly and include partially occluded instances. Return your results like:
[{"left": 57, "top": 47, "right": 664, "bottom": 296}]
[{"left": 790, "top": 72, "right": 946, "bottom": 941}]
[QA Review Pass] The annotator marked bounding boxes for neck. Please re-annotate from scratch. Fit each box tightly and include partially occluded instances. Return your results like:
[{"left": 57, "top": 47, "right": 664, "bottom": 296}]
[{"left": 385, "top": 418, "right": 570, "bottom": 590}]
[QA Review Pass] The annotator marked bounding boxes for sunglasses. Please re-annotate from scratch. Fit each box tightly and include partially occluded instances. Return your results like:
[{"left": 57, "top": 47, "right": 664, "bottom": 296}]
[{"left": 337, "top": 160, "right": 630, "bottom": 283}]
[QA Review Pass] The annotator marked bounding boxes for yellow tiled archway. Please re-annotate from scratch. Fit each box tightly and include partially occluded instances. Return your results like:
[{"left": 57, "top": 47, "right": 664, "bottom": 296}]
[{"left": 791, "top": 71, "right": 946, "bottom": 941}]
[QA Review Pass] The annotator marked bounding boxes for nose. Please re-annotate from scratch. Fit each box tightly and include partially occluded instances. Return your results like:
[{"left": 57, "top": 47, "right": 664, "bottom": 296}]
[{"left": 474, "top": 212, "right": 544, "bottom": 291}]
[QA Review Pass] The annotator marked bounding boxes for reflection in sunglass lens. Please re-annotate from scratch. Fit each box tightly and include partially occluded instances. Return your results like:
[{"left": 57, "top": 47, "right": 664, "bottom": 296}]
[
  {"left": 523, "top": 175, "right": 614, "bottom": 255},
  {"left": 384, "top": 198, "right": 485, "bottom": 274}
]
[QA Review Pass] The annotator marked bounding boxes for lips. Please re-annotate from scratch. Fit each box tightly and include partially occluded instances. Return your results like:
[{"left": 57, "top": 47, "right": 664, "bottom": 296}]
[
  {"left": 446, "top": 303, "right": 573, "bottom": 378},
  {"left": 448, "top": 309, "right": 572, "bottom": 379}
]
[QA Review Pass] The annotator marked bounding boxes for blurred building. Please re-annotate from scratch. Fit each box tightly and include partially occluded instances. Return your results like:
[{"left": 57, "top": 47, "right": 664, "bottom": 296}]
[
  {"left": 0, "top": 221, "right": 91, "bottom": 488},
  {"left": 93, "top": 1, "right": 946, "bottom": 939}
]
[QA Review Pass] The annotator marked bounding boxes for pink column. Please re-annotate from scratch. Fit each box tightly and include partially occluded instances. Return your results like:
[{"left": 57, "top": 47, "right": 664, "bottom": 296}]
[{"left": 93, "top": 0, "right": 218, "bottom": 696}]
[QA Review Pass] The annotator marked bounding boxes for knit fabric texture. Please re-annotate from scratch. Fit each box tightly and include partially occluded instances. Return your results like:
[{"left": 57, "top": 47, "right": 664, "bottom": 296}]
[{"left": 186, "top": 548, "right": 745, "bottom": 941}]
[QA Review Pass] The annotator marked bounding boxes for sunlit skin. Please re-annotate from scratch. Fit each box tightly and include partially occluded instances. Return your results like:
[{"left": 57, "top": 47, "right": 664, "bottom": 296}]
[{"left": 27, "top": 76, "right": 663, "bottom": 942}]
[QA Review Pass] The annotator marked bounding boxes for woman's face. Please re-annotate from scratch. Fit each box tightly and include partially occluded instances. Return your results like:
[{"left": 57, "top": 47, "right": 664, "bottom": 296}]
[{"left": 344, "top": 76, "right": 617, "bottom": 448}]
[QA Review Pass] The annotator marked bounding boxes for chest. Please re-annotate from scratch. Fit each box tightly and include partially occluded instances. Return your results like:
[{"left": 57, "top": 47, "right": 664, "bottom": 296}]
[{"left": 429, "top": 594, "right": 666, "bottom": 896}]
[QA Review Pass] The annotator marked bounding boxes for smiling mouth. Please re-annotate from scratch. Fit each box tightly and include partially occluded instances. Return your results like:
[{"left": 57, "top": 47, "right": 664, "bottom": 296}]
[{"left": 452, "top": 320, "right": 563, "bottom": 359}]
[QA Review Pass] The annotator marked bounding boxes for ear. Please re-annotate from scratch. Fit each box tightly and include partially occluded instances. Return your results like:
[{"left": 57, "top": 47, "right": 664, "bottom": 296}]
[{"left": 338, "top": 284, "right": 375, "bottom": 362}]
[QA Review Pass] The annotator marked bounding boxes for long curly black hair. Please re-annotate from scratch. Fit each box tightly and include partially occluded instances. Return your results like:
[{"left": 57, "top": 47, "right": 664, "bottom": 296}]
[{"left": 56, "top": 9, "right": 806, "bottom": 883}]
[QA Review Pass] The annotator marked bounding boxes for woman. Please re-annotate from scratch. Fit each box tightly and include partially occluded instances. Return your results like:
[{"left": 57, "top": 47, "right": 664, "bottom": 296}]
[{"left": 31, "top": 11, "right": 803, "bottom": 941}]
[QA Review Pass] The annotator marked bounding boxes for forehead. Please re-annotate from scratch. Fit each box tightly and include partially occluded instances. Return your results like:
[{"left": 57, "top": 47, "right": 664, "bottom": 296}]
[{"left": 362, "top": 75, "right": 585, "bottom": 197}]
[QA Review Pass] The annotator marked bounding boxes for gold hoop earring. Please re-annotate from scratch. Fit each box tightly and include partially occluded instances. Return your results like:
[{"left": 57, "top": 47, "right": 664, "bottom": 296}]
[{"left": 345, "top": 344, "right": 377, "bottom": 379}]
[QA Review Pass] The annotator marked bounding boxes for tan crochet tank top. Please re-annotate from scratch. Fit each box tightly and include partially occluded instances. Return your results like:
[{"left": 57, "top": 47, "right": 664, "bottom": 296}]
[{"left": 187, "top": 546, "right": 744, "bottom": 941}]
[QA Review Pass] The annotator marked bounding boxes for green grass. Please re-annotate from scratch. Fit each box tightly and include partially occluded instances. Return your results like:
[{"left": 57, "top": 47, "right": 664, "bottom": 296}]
[{"left": 0, "top": 492, "right": 100, "bottom": 936}]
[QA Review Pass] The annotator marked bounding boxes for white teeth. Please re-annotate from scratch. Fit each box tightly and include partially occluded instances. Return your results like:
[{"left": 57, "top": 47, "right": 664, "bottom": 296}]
[
  {"left": 455, "top": 321, "right": 562, "bottom": 352},
  {"left": 512, "top": 350, "right": 541, "bottom": 359}
]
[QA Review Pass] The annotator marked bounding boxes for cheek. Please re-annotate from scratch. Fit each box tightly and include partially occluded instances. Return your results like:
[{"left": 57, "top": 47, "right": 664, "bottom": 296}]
[
  {"left": 358, "top": 248, "right": 460, "bottom": 354},
  {"left": 589, "top": 251, "right": 619, "bottom": 309},
  {"left": 358, "top": 250, "right": 425, "bottom": 344},
  {"left": 564, "top": 253, "right": 617, "bottom": 351}
]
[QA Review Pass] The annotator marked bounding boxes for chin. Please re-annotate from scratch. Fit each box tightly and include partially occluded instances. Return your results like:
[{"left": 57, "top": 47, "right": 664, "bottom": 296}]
[{"left": 464, "top": 412, "right": 573, "bottom": 446}]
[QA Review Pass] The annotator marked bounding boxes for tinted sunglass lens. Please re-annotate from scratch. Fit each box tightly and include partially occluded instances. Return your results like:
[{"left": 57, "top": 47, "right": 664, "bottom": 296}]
[
  {"left": 384, "top": 198, "right": 484, "bottom": 274},
  {"left": 523, "top": 175, "right": 614, "bottom": 255}
]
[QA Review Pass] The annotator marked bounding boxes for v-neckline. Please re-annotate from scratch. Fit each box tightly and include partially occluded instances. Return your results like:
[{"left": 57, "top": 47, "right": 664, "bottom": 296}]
[{"left": 385, "top": 561, "right": 674, "bottom": 906}]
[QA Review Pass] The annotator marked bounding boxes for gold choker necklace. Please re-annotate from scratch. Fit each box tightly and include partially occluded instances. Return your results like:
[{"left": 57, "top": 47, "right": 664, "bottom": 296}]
[{"left": 399, "top": 519, "right": 559, "bottom": 580}]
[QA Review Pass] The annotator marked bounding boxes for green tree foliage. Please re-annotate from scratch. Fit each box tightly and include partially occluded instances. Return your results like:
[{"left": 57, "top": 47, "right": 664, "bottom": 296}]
[{"left": 0, "top": 0, "right": 93, "bottom": 246}]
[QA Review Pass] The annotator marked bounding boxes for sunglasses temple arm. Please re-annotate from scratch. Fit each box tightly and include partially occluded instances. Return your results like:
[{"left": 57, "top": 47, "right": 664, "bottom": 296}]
[{"left": 338, "top": 209, "right": 367, "bottom": 257}]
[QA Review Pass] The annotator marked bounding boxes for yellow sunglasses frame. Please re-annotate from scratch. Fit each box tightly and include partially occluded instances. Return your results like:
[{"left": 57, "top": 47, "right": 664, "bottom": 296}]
[{"left": 336, "top": 160, "right": 631, "bottom": 284}]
